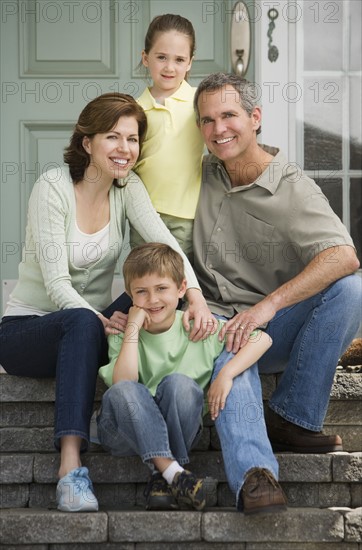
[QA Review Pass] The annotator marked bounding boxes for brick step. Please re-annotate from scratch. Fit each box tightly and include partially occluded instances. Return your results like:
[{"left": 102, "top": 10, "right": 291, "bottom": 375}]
[
  {"left": 0, "top": 507, "right": 361, "bottom": 547},
  {"left": 1, "top": 452, "right": 361, "bottom": 510},
  {"left": 2, "top": 373, "right": 362, "bottom": 402},
  {"left": 1, "top": 411, "right": 361, "bottom": 453},
  {"left": 1, "top": 374, "right": 361, "bottom": 452}
]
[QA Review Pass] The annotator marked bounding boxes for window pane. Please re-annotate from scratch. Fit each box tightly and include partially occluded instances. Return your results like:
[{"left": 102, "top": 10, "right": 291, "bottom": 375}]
[
  {"left": 304, "top": 78, "right": 342, "bottom": 170},
  {"left": 316, "top": 178, "right": 343, "bottom": 220},
  {"left": 350, "top": 179, "right": 362, "bottom": 262},
  {"left": 350, "top": 76, "right": 362, "bottom": 170},
  {"left": 350, "top": 0, "right": 362, "bottom": 71},
  {"left": 303, "top": 0, "right": 343, "bottom": 71}
]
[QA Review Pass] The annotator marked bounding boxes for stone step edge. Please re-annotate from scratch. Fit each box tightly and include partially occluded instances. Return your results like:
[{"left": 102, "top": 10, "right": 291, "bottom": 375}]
[
  {"left": 0, "top": 507, "right": 361, "bottom": 545},
  {"left": 1, "top": 403, "right": 362, "bottom": 428},
  {"left": 1, "top": 452, "right": 361, "bottom": 485},
  {"left": 1, "top": 372, "right": 361, "bottom": 402}
]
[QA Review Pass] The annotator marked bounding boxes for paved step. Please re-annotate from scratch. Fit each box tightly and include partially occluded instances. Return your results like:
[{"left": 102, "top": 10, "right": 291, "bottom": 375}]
[
  {"left": 1, "top": 373, "right": 361, "bottom": 452},
  {"left": 1, "top": 451, "right": 361, "bottom": 510},
  {"left": 1, "top": 373, "right": 361, "bottom": 511},
  {"left": 0, "top": 507, "right": 361, "bottom": 547}
]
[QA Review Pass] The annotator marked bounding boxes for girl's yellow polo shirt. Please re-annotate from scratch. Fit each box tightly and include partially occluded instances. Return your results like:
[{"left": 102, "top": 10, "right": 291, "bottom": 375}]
[{"left": 135, "top": 81, "right": 205, "bottom": 220}]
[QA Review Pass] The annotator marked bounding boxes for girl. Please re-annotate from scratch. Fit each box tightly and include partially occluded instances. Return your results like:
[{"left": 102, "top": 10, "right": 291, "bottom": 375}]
[{"left": 131, "top": 14, "right": 204, "bottom": 262}]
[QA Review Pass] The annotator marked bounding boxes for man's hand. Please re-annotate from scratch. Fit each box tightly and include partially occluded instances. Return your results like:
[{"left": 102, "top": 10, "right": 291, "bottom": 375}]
[
  {"left": 219, "top": 245, "right": 360, "bottom": 353},
  {"left": 219, "top": 299, "right": 276, "bottom": 353}
]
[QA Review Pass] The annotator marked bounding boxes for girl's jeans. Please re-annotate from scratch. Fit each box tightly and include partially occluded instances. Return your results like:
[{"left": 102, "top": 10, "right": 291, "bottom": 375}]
[
  {"left": 212, "top": 275, "right": 361, "bottom": 504},
  {"left": 0, "top": 293, "right": 132, "bottom": 450},
  {"left": 97, "top": 373, "right": 204, "bottom": 467}
]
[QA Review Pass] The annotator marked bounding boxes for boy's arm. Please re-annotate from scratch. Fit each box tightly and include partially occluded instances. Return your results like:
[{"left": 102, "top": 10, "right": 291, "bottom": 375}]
[
  {"left": 112, "top": 306, "right": 149, "bottom": 385},
  {"left": 208, "top": 330, "right": 272, "bottom": 421}
]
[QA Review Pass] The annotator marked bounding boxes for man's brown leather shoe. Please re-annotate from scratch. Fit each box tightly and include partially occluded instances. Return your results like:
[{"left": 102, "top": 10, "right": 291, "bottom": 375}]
[
  {"left": 239, "top": 468, "right": 287, "bottom": 515},
  {"left": 265, "top": 407, "right": 343, "bottom": 453}
]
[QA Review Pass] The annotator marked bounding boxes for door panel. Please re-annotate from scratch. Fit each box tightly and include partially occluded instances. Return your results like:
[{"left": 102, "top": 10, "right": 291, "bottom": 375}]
[{"left": 21, "top": 0, "right": 116, "bottom": 75}]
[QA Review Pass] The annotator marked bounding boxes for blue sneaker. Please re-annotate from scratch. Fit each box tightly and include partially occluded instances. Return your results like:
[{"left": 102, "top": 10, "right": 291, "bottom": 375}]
[{"left": 56, "top": 466, "right": 99, "bottom": 512}]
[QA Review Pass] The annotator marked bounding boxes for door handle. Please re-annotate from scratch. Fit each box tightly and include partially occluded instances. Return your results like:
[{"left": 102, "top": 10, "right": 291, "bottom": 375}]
[{"left": 231, "top": 1, "right": 251, "bottom": 76}]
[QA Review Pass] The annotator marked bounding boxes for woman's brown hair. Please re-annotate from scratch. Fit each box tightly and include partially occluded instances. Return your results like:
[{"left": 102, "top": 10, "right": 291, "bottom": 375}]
[{"left": 64, "top": 93, "right": 147, "bottom": 186}]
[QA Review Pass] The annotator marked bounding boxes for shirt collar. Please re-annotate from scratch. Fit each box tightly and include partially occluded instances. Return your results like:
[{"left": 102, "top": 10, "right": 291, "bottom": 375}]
[
  {"left": 138, "top": 80, "right": 194, "bottom": 111},
  {"left": 170, "top": 80, "right": 194, "bottom": 101},
  {"left": 207, "top": 146, "right": 290, "bottom": 195}
]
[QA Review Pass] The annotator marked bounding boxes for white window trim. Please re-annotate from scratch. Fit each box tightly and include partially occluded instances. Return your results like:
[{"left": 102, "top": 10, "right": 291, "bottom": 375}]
[{"left": 255, "top": 0, "right": 292, "bottom": 158}]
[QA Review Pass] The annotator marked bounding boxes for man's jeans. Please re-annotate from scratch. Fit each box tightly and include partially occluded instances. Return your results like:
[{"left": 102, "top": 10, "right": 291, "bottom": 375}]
[
  {"left": 213, "top": 275, "right": 361, "bottom": 504},
  {"left": 97, "top": 373, "right": 204, "bottom": 466},
  {"left": 0, "top": 293, "right": 132, "bottom": 451}
]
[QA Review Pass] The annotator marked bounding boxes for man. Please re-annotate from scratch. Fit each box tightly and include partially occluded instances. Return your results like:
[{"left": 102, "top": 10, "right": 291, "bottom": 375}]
[{"left": 193, "top": 73, "right": 361, "bottom": 514}]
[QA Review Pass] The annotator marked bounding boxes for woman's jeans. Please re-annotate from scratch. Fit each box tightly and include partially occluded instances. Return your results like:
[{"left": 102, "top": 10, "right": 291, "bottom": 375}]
[
  {"left": 0, "top": 294, "right": 132, "bottom": 451},
  {"left": 97, "top": 373, "right": 204, "bottom": 467},
  {"left": 212, "top": 275, "right": 361, "bottom": 504}
]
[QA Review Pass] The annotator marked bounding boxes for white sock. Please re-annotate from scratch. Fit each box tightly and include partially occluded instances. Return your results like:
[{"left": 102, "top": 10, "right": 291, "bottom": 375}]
[{"left": 162, "top": 461, "right": 184, "bottom": 485}]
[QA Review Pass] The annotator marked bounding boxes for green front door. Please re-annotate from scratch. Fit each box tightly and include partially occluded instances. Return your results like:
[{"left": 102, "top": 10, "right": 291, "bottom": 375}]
[{"left": 0, "top": 0, "right": 253, "bottom": 311}]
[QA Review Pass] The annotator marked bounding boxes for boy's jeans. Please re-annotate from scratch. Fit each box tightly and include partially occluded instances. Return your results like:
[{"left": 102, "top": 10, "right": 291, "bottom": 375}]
[
  {"left": 97, "top": 373, "right": 203, "bottom": 466},
  {"left": 212, "top": 274, "right": 361, "bottom": 504}
]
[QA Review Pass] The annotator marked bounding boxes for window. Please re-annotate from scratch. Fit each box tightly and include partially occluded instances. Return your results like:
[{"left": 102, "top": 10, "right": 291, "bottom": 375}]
[{"left": 296, "top": 0, "right": 362, "bottom": 260}]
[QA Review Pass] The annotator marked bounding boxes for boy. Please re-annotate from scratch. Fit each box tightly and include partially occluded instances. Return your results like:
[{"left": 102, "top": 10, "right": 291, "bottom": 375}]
[{"left": 97, "top": 243, "right": 273, "bottom": 511}]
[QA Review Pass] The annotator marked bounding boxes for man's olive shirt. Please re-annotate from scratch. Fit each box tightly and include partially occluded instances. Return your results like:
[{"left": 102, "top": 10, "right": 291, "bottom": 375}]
[{"left": 193, "top": 147, "right": 354, "bottom": 317}]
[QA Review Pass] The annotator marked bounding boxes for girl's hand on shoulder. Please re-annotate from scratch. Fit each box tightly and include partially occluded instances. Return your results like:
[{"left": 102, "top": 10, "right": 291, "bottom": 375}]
[
  {"left": 183, "top": 290, "right": 218, "bottom": 341},
  {"left": 207, "top": 371, "right": 233, "bottom": 421}
]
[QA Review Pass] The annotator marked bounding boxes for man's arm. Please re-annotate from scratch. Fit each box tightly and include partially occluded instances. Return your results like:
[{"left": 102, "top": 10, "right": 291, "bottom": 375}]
[
  {"left": 220, "top": 245, "right": 360, "bottom": 353},
  {"left": 208, "top": 330, "right": 272, "bottom": 420}
]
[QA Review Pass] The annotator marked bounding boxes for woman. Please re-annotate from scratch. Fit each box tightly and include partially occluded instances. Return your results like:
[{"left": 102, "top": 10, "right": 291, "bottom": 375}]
[{"left": 0, "top": 93, "right": 217, "bottom": 512}]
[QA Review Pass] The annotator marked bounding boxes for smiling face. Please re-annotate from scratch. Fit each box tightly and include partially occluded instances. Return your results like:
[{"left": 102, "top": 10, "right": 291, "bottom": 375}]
[
  {"left": 142, "top": 30, "right": 192, "bottom": 100},
  {"left": 197, "top": 85, "right": 261, "bottom": 168},
  {"left": 129, "top": 273, "right": 187, "bottom": 334},
  {"left": 82, "top": 116, "right": 140, "bottom": 185}
]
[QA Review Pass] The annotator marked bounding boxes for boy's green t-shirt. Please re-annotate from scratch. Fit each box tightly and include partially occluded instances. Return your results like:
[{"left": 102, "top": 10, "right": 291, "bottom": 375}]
[{"left": 99, "top": 310, "right": 225, "bottom": 394}]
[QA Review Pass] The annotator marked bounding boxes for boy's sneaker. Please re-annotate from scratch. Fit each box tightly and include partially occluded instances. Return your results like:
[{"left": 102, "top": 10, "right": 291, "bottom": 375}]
[
  {"left": 171, "top": 470, "right": 214, "bottom": 511},
  {"left": 144, "top": 472, "right": 178, "bottom": 510},
  {"left": 56, "top": 466, "right": 99, "bottom": 512}
]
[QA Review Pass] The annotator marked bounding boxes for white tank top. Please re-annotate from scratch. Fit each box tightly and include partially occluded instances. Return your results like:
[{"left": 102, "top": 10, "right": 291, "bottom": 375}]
[{"left": 71, "top": 221, "right": 110, "bottom": 268}]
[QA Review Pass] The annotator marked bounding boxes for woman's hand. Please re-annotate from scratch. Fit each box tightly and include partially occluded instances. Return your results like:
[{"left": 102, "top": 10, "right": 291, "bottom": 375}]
[
  {"left": 182, "top": 288, "right": 218, "bottom": 341},
  {"left": 103, "top": 311, "right": 129, "bottom": 336}
]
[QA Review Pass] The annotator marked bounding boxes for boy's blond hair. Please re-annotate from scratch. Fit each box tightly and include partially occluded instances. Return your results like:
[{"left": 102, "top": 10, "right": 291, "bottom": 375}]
[{"left": 123, "top": 243, "right": 185, "bottom": 294}]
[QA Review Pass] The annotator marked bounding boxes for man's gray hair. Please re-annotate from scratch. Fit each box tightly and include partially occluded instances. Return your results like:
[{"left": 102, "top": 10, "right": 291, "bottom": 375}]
[{"left": 194, "top": 73, "right": 261, "bottom": 135}]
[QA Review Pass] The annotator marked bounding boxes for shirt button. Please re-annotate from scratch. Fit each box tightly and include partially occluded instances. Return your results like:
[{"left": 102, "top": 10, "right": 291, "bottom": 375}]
[
  {"left": 208, "top": 263, "right": 213, "bottom": 269},
  {"left": 80, "top": 284, "right": 85, "bottom": 290},
  {"left": 217, "top": 227, "right": 221, "bottom": 232}
]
